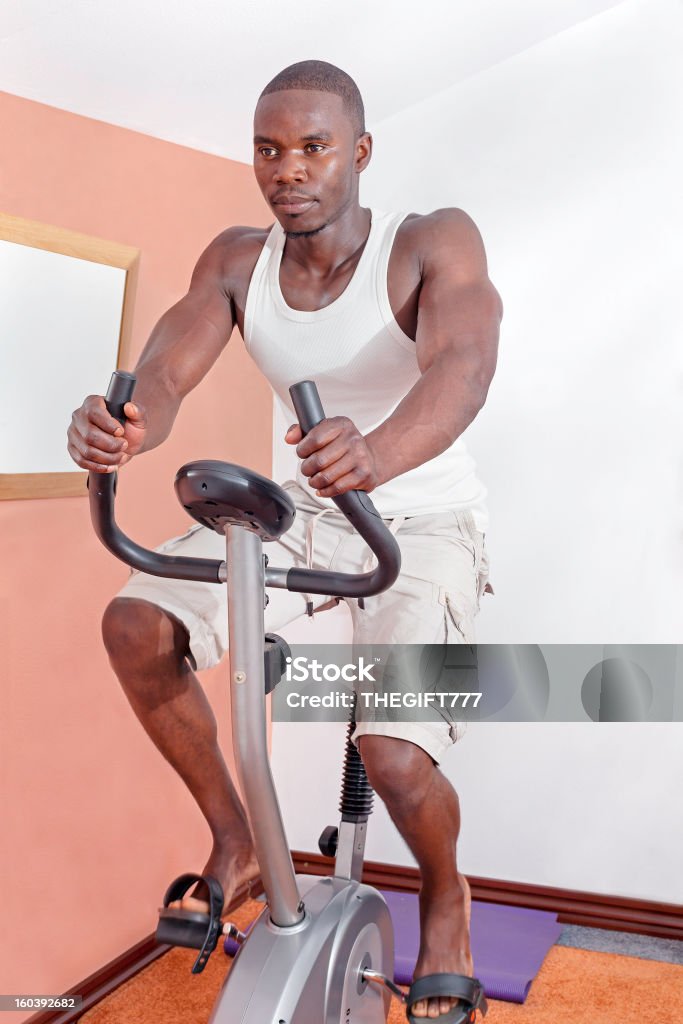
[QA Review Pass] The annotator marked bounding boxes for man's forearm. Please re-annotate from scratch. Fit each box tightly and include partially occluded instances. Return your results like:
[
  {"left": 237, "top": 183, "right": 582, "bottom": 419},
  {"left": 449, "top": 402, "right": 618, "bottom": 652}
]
[
  {"left": 125, "top": 268, "right": 236, "bottom": 455},
  {"left": 131, "top": 363, "right": 182, "bottom": 454},
  {"left": 365, "top": 352, "right": 489, "bottom": 486}
]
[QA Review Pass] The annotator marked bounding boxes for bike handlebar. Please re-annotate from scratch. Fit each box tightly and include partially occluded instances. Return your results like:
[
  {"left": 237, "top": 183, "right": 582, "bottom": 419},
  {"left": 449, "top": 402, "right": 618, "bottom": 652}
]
[
  {"left": 88, "top": 371, "right": 401, "bottom": 596},
  {"left": 286, "top": 380, "right": 401, "bottom": 597},
  {"left": 88, "top": 373, "right": 224, "bottom": 582}
]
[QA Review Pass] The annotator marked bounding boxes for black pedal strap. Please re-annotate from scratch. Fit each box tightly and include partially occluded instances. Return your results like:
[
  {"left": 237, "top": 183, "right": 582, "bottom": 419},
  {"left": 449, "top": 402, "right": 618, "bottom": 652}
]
[
  {"left": 407, "top": 974, "right": 487, "bottom": 1024},
  {"left": 160, "top": 872, "right": 224, "bottom": 974}
]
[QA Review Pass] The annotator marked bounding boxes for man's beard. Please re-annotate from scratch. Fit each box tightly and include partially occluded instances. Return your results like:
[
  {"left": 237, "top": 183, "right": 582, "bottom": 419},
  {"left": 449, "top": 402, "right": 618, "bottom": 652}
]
[{"left": 285, "top": 222, "right": 327, "bottom": 239}]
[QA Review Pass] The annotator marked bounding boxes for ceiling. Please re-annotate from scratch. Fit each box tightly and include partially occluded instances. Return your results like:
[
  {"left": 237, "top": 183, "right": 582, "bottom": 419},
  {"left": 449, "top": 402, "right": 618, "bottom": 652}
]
[{"left": 1, "top": 0, "right": 626, "bottom": 164}]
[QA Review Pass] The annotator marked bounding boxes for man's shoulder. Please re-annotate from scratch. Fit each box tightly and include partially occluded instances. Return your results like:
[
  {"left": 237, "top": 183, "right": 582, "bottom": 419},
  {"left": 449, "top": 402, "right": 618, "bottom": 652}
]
[
  {"left": 393, "top": 208, "right": 490, "bottom": 286},
  {"left": 206, "top": 223, "right": 270, "bottom": 270},
  {"left": 396, "top": 207, "right": 483, "bottom": 254},
  {"left": 191, "top": 224, "right": 271, "bottom": 295}
]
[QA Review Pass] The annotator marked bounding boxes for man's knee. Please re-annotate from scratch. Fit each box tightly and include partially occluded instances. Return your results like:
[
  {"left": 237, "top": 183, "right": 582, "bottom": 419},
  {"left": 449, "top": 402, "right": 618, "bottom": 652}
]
[
  {"left": 102, "top": 597, "right": 190, "bottom": 670},
  {"left": 357, "top": 735, "right": 435, "bottom": 809}
]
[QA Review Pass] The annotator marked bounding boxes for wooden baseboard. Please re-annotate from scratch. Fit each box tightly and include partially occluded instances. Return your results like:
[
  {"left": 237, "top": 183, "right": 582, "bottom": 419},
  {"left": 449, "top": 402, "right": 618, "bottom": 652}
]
[
  {"left": 24, "top": 878, "right": 265, "bottom": 1024},
  {"left": 293, "top": 851, "right": 683, "bottom": 941},
  {"left": 25, "top": 859, "right": 681, "bottom": 1024}
]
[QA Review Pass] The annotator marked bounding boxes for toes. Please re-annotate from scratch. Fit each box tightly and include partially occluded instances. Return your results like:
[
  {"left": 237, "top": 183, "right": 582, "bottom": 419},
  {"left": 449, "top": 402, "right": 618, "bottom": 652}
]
[
  {"left": 431, "top": 997, "right": 455, "bottom": 1018},
  {"left": 412, "top": 996, "right": 456, "bottom": 1018},
  {"left": 167, "top": 895, "right": 210, "bottom": 913},
  {"left": 410, "top": 994, "right": 459, "bottom": 1018}
]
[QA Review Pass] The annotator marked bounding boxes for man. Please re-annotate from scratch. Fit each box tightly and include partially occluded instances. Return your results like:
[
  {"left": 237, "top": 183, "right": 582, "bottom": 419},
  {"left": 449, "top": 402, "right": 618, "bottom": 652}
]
[{"left": 68, "top": 60, "right": 501, "bottom": 1021}]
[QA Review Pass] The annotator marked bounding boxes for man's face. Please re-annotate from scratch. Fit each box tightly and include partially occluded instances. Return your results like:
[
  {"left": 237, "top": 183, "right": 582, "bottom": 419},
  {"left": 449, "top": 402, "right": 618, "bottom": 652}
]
[{"left": 253, "top": 89, "right": 369, "bottom": 235}]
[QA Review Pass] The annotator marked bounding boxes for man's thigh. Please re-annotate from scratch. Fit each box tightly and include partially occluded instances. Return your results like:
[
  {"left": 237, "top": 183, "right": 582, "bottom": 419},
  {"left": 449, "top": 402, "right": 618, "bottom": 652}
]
[
  {"left": 346, "top": 508, "right": 485, "bottom": 645},
  {"left": 341, "top": 508, "right": 486, "bottom": 761},
  {"left": 114, "top": 484, "right": 336, "bottom": 672},
  {"left": 113, "top": 497, "right": 486, "bottom": 761}
]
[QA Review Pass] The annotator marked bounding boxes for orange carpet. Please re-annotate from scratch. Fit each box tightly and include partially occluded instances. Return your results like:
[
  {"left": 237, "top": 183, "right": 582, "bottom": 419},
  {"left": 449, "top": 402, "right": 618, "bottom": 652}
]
[{"left": 81, "top": 898, "right": 683, "bottom": 1024}]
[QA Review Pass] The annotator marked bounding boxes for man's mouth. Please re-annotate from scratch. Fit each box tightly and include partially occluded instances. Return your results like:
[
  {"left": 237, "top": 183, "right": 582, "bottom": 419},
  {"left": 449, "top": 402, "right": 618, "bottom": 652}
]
[{"left": 272, "top": 194, "right": 316, "bottom": 215}]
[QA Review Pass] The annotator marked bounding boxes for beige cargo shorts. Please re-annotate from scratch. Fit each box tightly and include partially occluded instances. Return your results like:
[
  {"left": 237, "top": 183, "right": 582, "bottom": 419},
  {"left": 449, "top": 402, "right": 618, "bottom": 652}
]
[{"left": 116, "top": 479, "right": 491, "bottom": 765}]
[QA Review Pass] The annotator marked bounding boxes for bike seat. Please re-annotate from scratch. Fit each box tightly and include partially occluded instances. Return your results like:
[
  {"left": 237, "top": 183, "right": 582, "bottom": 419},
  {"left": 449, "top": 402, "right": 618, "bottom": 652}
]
[{"left": 175, "top": 461, "right": 296, "bottom": 541}]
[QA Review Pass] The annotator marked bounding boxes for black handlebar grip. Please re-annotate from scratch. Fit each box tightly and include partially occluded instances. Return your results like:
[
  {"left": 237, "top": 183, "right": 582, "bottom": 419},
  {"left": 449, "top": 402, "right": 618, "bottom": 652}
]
[
  {"left": 285, "top": 379, "right": 401, "bottom": 596},
  {"left": 105, "top": 370, "right": 136, "bottom": 427},
  {"left": 289, "top": 379, "right": 383, "bottom": 522},
  {"left": 289, "top": 380, "right": 325, "bottom": 435}
]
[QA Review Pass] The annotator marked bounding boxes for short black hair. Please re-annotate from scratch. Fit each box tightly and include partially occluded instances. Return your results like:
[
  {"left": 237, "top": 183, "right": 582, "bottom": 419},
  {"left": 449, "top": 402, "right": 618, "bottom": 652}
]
[{"left": 259, "top": 60, "right": 366, "bottom": 138}]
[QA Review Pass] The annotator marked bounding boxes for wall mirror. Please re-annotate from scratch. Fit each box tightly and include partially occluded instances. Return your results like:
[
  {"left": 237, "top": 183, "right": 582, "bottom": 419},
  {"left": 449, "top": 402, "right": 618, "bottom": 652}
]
[{"left": 0, "top": 212, "right": 139, "bottom": 499}]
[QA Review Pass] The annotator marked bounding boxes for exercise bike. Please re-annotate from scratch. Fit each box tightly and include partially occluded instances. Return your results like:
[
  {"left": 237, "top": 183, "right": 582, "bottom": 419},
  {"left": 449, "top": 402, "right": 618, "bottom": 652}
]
[{"left": 89, "top": 370, "right": 488, "bottom": 1024}]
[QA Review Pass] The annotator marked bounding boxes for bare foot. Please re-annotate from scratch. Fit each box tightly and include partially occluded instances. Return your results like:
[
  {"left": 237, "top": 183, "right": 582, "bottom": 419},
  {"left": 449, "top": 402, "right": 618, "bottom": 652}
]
[
  {"left": 167, "top": 837, "right": 260, "bottom": 926},
  {"left": 410, "top": 873, "right": 473, "bottom": 1019}
]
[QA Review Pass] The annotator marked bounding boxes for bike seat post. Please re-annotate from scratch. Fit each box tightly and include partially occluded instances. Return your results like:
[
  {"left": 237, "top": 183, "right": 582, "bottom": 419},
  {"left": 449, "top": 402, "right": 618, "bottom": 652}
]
[{"left": 225, "top": 524, "right": 303, "bottom": 928}]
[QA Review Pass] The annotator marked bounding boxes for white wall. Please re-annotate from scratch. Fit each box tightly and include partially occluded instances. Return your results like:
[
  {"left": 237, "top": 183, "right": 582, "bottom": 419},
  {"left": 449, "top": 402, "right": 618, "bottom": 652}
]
[
  {"left": 363, "top": 0, "right": 682, "bottom": 645},
  {"left": 271, "top": 0, "right": 683, "bottom": 902},
  {"left": 272, "top": 721, "right": 683, "bottom": 904},
  {"left": 0, "top": 0, "right": 626, "bottom": 162}
]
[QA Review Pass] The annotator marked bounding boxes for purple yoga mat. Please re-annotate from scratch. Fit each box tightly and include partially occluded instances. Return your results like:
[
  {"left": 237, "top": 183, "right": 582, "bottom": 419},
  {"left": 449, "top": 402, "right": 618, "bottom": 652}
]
[{"left": 382, "top": 890, "right": 562, "bottom": 1004}]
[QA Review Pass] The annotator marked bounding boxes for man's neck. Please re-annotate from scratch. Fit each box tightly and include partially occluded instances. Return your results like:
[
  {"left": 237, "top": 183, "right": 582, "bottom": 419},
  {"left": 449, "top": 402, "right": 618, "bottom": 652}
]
[{"left": 283, "top": 203, "right": 371, "bottom": 277}]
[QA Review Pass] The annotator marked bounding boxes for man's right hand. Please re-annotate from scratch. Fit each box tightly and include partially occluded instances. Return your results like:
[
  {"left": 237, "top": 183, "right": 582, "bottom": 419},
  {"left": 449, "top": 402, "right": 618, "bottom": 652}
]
[{"left": 67, "top": 396, "right": 147, "bottom": 473}]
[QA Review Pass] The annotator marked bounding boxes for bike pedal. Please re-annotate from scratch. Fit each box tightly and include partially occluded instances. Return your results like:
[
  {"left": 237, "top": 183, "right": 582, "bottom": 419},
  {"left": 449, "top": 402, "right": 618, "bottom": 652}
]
[
  {"left": 362, "top": 968, "right": 407, "bottom": 1004},
  {"left": 222, "top": 921, "right": 247, "bottom": 944}
]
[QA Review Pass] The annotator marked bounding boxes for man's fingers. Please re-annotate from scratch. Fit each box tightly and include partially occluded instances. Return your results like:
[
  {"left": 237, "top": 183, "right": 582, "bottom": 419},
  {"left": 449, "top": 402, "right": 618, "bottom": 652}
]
[
  {"left": 315, "top": 467, "right": 368, "bottom": 498},
  {"left": 310, "top": 454, "right": 375, "bottom": 495},
  {"left": 285, "top": 423, "right": 302, "bottom": 443},
  {"left": 123, "top": 400, "right": 145, "bottom": 426},
  {"left": 293, "top": 417, "right": 376, "bottom": 496},
  {"left": 70, "top": 433, "right": 127, "bottom": 466},
  {"left": 301, "top": 438, "right": 369, "bottom": 480},
  {"left": 295, "top": 417, "right": 346, "bottom": 458},
  {"left": 85, "top": 397, "right": 145, "bottom": 434},
  {"left": 299, "top": 433, "right": 354, "bottom": 477},
  {"left": 68, "top": 394, "right": 140, "bottom": 472},
  {"left": 77, "top": 423, "right": 128, "bottom": 455},
  {"left": 67, "top": 442, "right": 117, "bottom": 473},
  {"left": 85, "top": 396, "right": 128, "bottom": 436},
  {"left": 307, "top": 451, "right": 356, "bottom": 490}
]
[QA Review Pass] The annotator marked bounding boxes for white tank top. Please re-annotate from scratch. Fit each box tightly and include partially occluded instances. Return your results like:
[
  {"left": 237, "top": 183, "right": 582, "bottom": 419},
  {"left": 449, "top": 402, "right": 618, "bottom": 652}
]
[{"left": 243, "top": 208, "right": 488, "bottom": 530}]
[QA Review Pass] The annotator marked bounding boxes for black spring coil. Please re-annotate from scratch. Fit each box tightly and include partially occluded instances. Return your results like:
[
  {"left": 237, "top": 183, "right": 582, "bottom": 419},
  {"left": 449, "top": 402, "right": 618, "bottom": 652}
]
[{"left": 339, "top": 692, "right": 374, "bottom": 822}]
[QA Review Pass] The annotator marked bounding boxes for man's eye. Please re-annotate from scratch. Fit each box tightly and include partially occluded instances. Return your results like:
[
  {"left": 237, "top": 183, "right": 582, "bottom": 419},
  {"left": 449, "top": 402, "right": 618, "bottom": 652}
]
[
  {"left": 306, "top": 144, "right": 325, "bottom": 153},
  {"left": 259, "top": 148, "right": 277, "bottom": 157}
]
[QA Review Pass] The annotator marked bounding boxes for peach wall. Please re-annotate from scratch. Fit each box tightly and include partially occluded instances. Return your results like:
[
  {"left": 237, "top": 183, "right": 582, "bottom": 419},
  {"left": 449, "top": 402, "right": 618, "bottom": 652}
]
[{"left": 0, "top": 92, "right": 272, "bottom": 1012}]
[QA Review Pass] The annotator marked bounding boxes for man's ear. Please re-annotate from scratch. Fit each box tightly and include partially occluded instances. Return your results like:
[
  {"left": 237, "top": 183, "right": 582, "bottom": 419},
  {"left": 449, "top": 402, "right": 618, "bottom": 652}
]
[{"left": 356, "top": 132, "right": 373, "bottom": 172}]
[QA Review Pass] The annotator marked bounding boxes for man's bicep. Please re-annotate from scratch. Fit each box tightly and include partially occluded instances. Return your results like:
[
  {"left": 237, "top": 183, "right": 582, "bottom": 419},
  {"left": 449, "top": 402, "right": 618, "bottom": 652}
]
[
  {"left": 415, "top": 211, "right": 502, "bottom": 378},
  {"left": 135, "top": 238, "right": 235, "bottom": 398}
]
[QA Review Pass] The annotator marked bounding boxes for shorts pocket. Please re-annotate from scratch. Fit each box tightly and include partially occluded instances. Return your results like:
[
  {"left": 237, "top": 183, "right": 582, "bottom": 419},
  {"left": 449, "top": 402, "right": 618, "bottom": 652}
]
[
  {"left": 439, "top": 587, "right": 477, "bottom": 644},
  {"left": 476, "top": 545, "right": 493, "bottom": 610},
  {"left": 457, "top": 512, "right": 493, "bottom": 611}
]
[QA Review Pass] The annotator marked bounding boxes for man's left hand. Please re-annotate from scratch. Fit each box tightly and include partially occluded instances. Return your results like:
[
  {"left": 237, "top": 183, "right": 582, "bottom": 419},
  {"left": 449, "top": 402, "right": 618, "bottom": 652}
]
[{"left": 285, "top": 417, "right": 381, "bottom": 497}]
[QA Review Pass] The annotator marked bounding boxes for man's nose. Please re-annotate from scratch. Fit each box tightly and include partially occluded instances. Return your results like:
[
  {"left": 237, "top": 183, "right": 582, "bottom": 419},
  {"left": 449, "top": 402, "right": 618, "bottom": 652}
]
[{"left": 274, "top": 152, "right": 306, "bottom": 183}]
